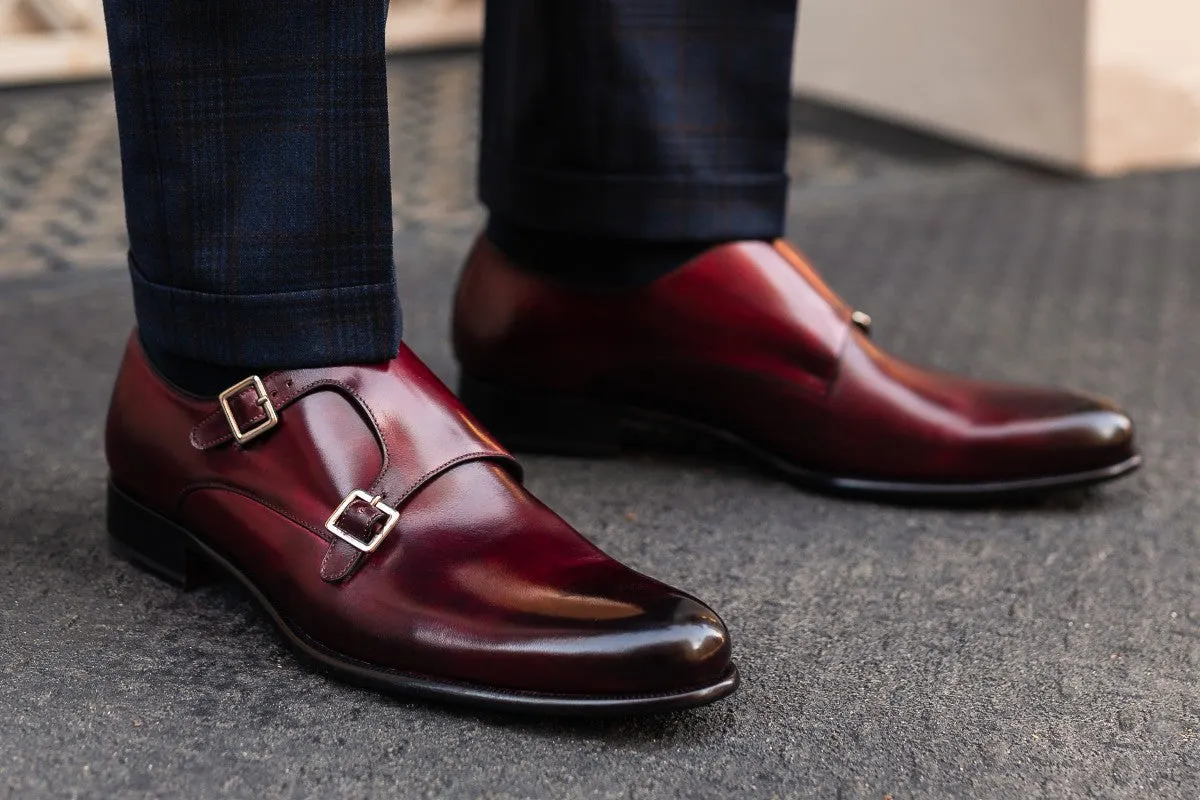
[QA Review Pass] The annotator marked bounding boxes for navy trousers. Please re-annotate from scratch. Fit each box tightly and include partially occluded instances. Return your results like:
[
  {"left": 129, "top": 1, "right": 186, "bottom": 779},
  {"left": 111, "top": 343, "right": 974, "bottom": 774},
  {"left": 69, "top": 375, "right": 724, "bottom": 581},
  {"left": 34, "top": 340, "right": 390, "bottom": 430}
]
[{"left": 101, "top": 0, "right": 799, "bottom": 371}]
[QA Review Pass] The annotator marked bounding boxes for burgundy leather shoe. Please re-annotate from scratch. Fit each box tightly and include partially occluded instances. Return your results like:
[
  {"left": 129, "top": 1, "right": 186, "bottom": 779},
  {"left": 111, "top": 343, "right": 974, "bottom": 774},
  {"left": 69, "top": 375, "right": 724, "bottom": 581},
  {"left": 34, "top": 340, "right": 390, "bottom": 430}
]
[
  {"left": 453, "top": 237, "right": 1140, "bottom": 499},
  {"left": 105, "top": 334, "right": 737, "bottom": 714}
]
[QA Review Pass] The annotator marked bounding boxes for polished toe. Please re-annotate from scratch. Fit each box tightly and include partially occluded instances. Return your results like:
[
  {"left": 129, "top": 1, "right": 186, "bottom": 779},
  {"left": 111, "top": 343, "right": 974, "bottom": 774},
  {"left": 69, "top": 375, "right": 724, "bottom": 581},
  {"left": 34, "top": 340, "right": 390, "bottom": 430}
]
[
  {"left": 461, "top": 591, "right": 732, "bottom": 697},
  {"left": 818, "top": 336, "right": 1140, "bottom": 485},
  {"left": 1016, "top": 398, "right": 1135, "bottom": 474},
  {"left": 925, "top": 390, "right": 1137, "bottom": 483},
  {"left": 342, "top": 459, "right": 734, "bottom": 697},
  {"left": 572, "top": 593, "right": 731, "bottom": 696}
]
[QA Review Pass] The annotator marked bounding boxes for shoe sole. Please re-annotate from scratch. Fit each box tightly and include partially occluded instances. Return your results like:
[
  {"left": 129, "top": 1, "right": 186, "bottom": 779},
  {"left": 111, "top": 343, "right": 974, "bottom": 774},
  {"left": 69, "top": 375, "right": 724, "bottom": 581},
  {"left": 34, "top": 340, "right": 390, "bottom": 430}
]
[
  {"left": 106, "top": 481, "right": 740, "bottom": 716},
  {"left": 458, "top": 375, "right": 1142, "bottom": 502}
]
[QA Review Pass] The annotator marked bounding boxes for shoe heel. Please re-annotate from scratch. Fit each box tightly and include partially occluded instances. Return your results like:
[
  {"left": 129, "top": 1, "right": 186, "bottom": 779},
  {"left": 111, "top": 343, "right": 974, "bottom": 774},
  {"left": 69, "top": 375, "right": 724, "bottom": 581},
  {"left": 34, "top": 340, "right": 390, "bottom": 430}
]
[
  {"left": 107, "top": 482, "right": 219, "bottom": 590},
  {"left": 458, "top": 375, "right": 625, "bottom": 456}
]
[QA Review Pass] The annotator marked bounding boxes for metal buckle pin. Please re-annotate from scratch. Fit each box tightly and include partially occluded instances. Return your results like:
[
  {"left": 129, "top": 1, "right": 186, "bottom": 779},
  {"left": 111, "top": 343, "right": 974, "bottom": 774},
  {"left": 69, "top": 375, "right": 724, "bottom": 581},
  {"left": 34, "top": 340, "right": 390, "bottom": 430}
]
[
  {"left": 217, "top": 375, "right": 279, "bottom": 444},
  {"left": 325, "top": 490, "right": 401, "bottom": 554}
]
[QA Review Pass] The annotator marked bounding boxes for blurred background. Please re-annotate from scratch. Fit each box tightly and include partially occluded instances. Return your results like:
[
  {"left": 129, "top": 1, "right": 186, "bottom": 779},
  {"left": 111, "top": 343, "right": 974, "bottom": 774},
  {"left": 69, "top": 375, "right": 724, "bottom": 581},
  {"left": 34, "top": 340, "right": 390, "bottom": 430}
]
[{"left": 3, "top": 2, "right": 1199, "bottom": 799}]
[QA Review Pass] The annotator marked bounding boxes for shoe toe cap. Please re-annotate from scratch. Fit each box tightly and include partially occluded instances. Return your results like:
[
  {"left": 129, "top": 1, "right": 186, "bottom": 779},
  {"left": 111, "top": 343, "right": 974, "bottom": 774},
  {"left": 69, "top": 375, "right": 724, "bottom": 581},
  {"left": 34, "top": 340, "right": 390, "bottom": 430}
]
[
  {"left": 542, "top": 592, "right": 734, "bottom": 697},
  {"left": 1017, "top": 394, "right": 1137, "bottom": 475}
]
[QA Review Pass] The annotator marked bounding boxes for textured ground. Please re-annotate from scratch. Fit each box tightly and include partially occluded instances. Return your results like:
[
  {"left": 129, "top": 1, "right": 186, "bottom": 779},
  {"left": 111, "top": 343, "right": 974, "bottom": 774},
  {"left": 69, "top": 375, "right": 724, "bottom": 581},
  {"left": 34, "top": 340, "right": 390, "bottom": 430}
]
[{"left": 2, "top": 53, "right": 1199, "bottom": 799}]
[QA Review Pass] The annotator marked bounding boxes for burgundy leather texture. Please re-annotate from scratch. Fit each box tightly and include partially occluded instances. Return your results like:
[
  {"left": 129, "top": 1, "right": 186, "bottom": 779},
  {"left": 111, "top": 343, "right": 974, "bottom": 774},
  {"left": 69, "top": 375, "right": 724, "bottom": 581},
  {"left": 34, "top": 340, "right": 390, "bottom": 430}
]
[
  {"left": 453, "top": 237, "right": 1136, "bottom": 486},
  {"left": 105, "top": 336, "right": 731, "bottom": 697}
]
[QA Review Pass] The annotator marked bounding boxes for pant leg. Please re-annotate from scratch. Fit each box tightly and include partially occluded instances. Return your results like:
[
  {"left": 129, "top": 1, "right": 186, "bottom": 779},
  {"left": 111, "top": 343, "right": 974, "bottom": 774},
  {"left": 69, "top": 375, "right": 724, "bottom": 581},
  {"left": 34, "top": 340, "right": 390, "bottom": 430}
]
[
  {"left": 101, "top": 0, "right": 400, "bottom": 370},
  {"left": 479, "top": 0, "right": 799, "bottom": 243}
]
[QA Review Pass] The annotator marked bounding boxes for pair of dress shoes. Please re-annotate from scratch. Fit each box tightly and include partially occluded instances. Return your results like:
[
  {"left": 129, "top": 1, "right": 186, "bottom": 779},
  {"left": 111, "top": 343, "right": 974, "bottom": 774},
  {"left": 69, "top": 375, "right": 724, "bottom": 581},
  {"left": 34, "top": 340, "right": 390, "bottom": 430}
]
[{"left": 105, "top": 238, "right": 1137, "bottom": 714}]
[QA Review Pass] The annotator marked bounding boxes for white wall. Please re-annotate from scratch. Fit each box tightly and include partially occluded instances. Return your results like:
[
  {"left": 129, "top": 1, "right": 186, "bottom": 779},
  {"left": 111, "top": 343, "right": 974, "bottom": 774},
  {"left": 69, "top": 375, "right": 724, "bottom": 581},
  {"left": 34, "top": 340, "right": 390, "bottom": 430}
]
[
  {"left": 792, "top": 0, "right": 1089, "bottom": 169},
  {"left": 1087, "top": 0, "right": 1200, "bottom": 172}
]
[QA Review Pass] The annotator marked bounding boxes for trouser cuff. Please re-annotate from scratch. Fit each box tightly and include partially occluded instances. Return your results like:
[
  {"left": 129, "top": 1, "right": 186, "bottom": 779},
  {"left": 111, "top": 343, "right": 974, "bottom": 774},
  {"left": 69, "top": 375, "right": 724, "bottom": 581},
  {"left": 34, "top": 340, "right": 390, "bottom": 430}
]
[
  {"left": 128, "top": 257, "right": 402, "bottom": 370},
  {"left": 480, "top": 164, "right": 789, "bottom": 241}
]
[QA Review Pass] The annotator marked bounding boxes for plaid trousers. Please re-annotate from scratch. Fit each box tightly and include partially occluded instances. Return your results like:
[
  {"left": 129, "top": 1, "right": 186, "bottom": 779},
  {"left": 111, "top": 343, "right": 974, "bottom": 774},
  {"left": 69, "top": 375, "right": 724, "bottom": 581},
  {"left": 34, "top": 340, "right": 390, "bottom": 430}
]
[{"left": 102, "top": 0, "right": 799, "bottom": 370}]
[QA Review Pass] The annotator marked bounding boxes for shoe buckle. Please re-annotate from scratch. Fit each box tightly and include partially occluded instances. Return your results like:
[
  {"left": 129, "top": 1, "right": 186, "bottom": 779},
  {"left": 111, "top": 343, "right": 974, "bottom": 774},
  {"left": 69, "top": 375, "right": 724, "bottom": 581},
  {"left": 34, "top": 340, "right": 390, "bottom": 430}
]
[
  {"left": 218, "top": 375, "right": 278, "bottom": 444},
  {"left": 325, "top": 490, "right": 400, "bottom": 554},
  {"left": 851, "top": 310, "right": 872, "bottom": 335}
]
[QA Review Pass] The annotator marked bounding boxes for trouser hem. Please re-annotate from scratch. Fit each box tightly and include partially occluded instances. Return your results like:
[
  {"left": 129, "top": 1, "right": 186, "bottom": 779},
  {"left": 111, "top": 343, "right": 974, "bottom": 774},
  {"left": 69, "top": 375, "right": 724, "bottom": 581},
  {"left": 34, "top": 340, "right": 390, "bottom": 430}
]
[
  {"left": 480, "top": 164, "right": 789, "bottom": 241},
  {"left": 128, "top": 256, "right": 402, "bottom": 370}
]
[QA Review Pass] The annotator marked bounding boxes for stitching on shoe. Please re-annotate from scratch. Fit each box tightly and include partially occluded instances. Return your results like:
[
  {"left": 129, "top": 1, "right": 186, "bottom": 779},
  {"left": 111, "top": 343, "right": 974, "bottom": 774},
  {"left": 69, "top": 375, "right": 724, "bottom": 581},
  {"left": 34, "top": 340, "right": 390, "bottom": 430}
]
[{"left": 177, "top": 481, "right": 333, "bottom": 545}]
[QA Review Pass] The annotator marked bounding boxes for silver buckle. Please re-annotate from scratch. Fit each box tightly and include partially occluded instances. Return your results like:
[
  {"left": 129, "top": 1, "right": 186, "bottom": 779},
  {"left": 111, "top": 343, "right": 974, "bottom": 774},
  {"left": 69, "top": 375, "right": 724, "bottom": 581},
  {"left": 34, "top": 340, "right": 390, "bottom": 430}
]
[
  {"left": 325, "top": 490, "right": 400, "bottom": 554},
  {"left": 851, "top": 310, "right": 872, "bottom": 335},
  {"left": 218, "top": 375, "right": 278, "bottom": 444}
]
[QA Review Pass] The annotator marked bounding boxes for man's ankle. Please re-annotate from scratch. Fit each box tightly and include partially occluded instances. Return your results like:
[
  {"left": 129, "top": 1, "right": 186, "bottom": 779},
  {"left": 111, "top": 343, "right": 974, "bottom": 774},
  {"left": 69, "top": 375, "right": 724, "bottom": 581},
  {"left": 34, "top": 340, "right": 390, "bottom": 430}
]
[
  {"left": 485, "top": 215, "right": 739, "bottom": 289},
  {"left": 139, "top": 339, "right": 255, "bottom": 397}
]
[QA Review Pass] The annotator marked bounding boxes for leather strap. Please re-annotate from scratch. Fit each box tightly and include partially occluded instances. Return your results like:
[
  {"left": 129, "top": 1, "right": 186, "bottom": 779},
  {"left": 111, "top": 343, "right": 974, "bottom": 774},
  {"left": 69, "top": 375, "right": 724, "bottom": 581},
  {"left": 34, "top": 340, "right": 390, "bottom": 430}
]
[
  {"left": 191, "top": 372, "right": 324, "bottom": 450},
  {"left": 317, "top": 449, "right": 515, "bottom": 583},
  {"left": 188, "top": 357, "right": 523, "bottom": 584},
  {"left": 319, "top": 496, "right": 394, "bottom": 583}
]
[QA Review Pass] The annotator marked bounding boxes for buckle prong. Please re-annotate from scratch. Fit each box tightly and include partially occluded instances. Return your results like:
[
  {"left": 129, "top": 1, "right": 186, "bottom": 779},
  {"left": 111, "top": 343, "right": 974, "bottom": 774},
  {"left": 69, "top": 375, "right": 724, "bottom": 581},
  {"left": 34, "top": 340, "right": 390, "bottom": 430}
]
[
  {"left": 325, "top": 490, "right": 400, "bottom": 554},
  {"left": 218, "top": 376, "right": 279, "bottom": 444}
]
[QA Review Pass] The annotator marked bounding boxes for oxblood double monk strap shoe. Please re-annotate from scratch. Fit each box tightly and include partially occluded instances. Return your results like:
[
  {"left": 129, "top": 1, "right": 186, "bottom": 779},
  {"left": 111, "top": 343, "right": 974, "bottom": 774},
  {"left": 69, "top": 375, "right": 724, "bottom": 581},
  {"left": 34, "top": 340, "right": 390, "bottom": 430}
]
[
  {"left": 105, "top": 335, "right": 737, "bottom": 714},
  {"left": 453, "top": 237, "right": 1140, "bottom": 500}
]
